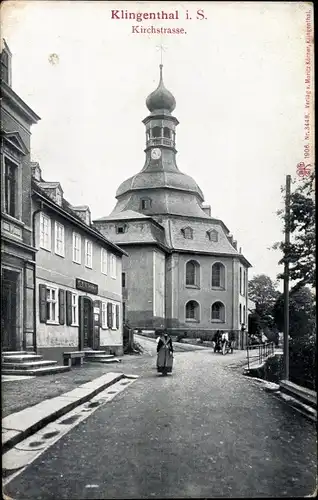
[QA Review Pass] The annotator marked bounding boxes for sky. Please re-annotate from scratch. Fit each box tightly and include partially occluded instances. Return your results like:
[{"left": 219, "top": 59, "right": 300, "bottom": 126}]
[{"left": 1, "top": 1, "right": 313, "bottom": 287}]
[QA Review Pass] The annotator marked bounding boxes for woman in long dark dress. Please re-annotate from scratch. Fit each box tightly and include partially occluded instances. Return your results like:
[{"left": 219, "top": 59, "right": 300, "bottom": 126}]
[{"left": 156, "top": 331, "right": 174, "bottom": 375}]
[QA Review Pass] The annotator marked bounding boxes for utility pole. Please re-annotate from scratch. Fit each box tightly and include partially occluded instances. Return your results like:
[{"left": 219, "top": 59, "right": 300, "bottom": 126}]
[{"left": 283, "top": 174, "right": 291, "bottom": 380}]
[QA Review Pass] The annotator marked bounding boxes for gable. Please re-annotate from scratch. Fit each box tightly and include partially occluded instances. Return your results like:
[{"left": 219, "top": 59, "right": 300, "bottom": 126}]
[{"left": 2, "top": 130, "right": 29, "bottom": 155}]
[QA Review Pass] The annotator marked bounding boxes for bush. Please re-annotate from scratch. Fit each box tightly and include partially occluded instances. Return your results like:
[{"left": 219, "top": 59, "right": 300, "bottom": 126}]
[{"left": 289, "top": 335, "right": 316, "bottom": 390}]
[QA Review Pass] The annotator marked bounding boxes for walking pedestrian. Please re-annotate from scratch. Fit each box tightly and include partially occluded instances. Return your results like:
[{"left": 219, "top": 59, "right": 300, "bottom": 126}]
[{"left": 156, "top": 330, "right": 174, "bottom": 376}]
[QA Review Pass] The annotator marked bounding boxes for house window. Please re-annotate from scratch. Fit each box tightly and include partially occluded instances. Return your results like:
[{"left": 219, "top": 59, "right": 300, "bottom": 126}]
[
  {"left": 211, "top": 302, "right": 225, "bottom": 322},
  {"left": 40, "top": 213, "right": 51, "bottom": 251},
  {"left": 240, "top": 268, "right": 242, "bottom": 294},
  {"left": 85, "top": 240, "right": 93, "bottom": 268},
  {"left": 110, "top": 254, "right": 117, "bottom": 279},
  {"left": 71, "top": 293, "right": 78, "bottom": 326},
  {"left": 4, "top": 158, "right": 17, "bottom": 217},
  {"left": 101, "top": 302, "right": 107, "bottom": 328},
  {"left": 116, "top": 225, "right": 126, "bottom": 234},
  {"left": 207, "top": 229, "right": 218, "bottom": 242},
  {"left": 141, "top": 199, "right": 151, "bottom": 210},
  {"left": 182, "top": 227, "right": 193, "bottom": 239},
  {"left": 101, "top": 248, "right": 108, "bottom": 274},
  {"left": 54, "top": 222, "right": 65, "bottom": 257},
  {"left": 46, "top": 287, "right": 58, "bottom": 323},
  {"left": 185, "top": 300, "right": 200, "bottom": 322},
  {"left": 72, "top": 232, "right": 81, "bottom": 264},
  {"left": 1, "top": 49, "right": 10, "bottom": 84},
  {"left": 185, "top": 260, "right": 200, "bottom": 287},
  {"left": 122, "top": 272, "right": 126, "bottom": 288},
  {"left": 212, "top": 263, "right": 225, "bottom": 288}
]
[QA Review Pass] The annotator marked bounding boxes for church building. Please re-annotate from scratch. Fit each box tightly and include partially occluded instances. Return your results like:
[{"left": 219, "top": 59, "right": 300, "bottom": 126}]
[{"left": 94, "top": 65, "right": 251, "bottom": 347}]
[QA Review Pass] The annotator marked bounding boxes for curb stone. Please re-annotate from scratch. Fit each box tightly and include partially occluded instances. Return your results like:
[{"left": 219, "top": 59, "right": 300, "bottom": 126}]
[{"left": 2, "top": 372, "right": 126, "bottom": 454}]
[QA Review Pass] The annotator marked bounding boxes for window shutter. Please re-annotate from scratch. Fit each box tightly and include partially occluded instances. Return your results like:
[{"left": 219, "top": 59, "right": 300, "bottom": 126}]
[
  {"left": 66, "top": 291, "right": 72, "bottom": 326},
  {"left": 116, "top": 304, "right": 119, "bottom": 329},
  {"left": 39, "top": 284, "right": 47, "bottom": 323},
  {"left": 59, "top": 289, "right": 65, "bottom": 325},
  {"left": 94, "top": 300, "right": 102, "bottom": 327},
  {"left": 107, "top": 302, "right": 113, "bottom": 329}
]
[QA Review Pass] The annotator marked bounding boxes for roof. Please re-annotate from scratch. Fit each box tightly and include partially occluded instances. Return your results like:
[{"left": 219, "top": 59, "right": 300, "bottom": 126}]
[
  {"left": 32, "top": 179, "right": 127, "bottom": 257},
  {"left": 94, "top": 210, "right": 151, "bottom": 222}
]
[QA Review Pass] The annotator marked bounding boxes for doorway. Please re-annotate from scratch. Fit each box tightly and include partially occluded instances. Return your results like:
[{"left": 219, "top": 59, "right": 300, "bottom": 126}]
[
  {"left": 1, "top": 268, "right": 19, "bottom": 351},
  {"left": 79, "top": 296, "right": 93, "bottom": 349}
]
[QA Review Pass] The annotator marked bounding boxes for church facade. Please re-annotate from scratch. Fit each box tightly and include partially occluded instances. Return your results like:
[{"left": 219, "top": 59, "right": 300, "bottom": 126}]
[{"left": 94, "top": 65, "right": 251, "bottom": 346}]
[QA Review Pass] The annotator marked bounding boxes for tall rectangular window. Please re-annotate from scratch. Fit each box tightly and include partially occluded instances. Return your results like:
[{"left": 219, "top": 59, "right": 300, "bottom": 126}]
[
  {"left": 112, "top": 303, "right": 116, "bottom": 329},
  {"left": 40, "top": 213, "right": 51, "bottom": 251},
  {"left": 73, "top": 232, "right": 81, "bottom": 264},
  {"left": 110, "top": 254, "right": 117, "bottom": 279},
  {"left": 71, "top": 293, "right": 78, "bottom": 326},
  {"left": 101, "top": 249, "right": 108, "bottom": 275},
  {"left": 54, "top": 222, "right": 65, "bottom": 257},
  {"left": 85, "top": 240, "right": 93, "bottom": 268},
  {"left": 4, "top": 158, "right": 17, "bottom": 217},
  {"left": 46, "top": 286, "right": 58, "bottom": 323},
  {"left": 122, "top": 272, "right": 126, "bottom": 288}
]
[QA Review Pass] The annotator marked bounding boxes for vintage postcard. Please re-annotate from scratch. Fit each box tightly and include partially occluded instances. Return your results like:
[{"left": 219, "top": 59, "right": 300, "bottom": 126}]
[{"left": 1, "top": 1, "right": 316, "bottom": 498}]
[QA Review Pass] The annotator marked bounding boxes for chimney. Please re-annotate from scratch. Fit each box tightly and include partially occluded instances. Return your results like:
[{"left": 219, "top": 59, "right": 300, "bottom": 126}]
[
  {"left": 239, "top": 246, "right": 242, "bottom": 254},
  {"left": 202, "top": 205, "right": 211, "bottom": 217},
  {"left": 31, "top": 162, "right": 42, "bottom": 181}
]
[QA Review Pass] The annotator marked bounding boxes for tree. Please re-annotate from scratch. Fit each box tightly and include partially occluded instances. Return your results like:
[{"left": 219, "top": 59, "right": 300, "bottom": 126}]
[
  {"left": 248, "top": 275, "right": 280, "bottom": 339},
  {"left": 273, "top": 286, "right": 316, "bottom": 339},
  {"left": 248, "top": 274, "right": 280, "bottom": 317},
  {"left": 273, "top": 171, "right": 315, "bottom": 294}
]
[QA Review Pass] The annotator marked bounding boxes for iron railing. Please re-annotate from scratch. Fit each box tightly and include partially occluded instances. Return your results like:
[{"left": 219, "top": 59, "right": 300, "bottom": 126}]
[{"left": 246, "top": 342, "right": 274, "bottom": 370}]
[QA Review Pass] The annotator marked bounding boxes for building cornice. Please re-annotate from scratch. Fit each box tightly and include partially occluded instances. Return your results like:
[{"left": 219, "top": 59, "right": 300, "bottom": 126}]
[
  {"left": 116, "top": 241, "right": 170, "bottom": 254},
  {"left": 94, "top": 215, "right": 165, "bottom": 231},
  {"left": 170, "top": 249, "right": 252, "bottom": 268},
  {"left": 32, "top": 189, "right": 128, "bottom": 257},
  {"left": 1, "top": 81, "right": 41, "bottom": 124},
  {"left": 1, "top": 234, "right": 37, "bottom": 254}
]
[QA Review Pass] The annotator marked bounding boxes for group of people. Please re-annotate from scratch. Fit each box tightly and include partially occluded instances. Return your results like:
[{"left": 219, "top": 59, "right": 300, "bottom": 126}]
[{"left": 213, "top": 330, "right": 234, "bottom": 354}]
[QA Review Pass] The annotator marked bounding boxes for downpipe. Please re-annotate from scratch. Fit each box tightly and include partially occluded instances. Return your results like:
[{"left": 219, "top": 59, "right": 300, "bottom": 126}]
[{"left": 31, "top": 203, "right": 43, "bottom": 354}]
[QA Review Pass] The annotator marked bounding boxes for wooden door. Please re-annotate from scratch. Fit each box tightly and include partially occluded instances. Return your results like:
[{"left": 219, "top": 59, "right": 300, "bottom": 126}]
[{"left": 1, "top": 270, "right": 18, "bottom": 351}]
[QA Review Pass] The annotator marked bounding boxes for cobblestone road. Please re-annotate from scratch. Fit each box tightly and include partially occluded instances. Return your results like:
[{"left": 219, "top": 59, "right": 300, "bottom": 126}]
[{"left": 4, "top": 338, "right": 317, "bottom": 499}]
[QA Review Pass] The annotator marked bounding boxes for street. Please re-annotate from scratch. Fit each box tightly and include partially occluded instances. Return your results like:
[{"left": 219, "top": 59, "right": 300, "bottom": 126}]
[{"left": 4, "top": 338, "right": 317, "bottom": 499}]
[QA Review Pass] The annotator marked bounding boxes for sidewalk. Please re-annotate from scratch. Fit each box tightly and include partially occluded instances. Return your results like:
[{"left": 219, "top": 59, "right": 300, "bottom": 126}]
[{"left": 2, "top": 353, "right": 152, "bottom": 419}]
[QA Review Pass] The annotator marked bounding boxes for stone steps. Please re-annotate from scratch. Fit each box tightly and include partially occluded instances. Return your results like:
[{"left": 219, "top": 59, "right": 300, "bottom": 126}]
[
  {"left": 2, "top": 354, "right": 43, "bottom": 363},
  {"left": 2, "top": 365, "right": 70, "bottom": 376},
  {"left": 2, "top": 351, "right": 69, "bottom": 376},
  {"left": 83, "top": 350, "right": 121, "bottom": 364},
  {"left": 3, "top": 360, "right": 58, "bottom": 370}
]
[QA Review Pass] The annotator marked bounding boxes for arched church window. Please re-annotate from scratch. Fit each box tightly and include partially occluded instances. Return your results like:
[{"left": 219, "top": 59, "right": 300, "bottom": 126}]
[
  {"left": 146, "top": 131, "right": 150, "bottom": 141},
  {"left": 239, "top": 303, "right": 242, "bottom": 324},
  {"left": 181, "top": 227, "right": 193, "bottom": 239},
  {"left": 243, "top": 305, "right": 246, "bottom": 324},
  {"left": 212, "top": 262, "right": 225, "bottom": 288},
  {"left": 163, "top": 127, "right": 171, "bottom": 138},
  {"left": 185, "top": 300, "right": 200, "bottom": 322},
  {"left": 185, "top": 260, "right": 200, "bottom": 287},
  {"left": 152, "top": 126, "right": 161, "bottom": 138},
  {"left": 211, "top": 302, "right": 225, "bottom": 322}
]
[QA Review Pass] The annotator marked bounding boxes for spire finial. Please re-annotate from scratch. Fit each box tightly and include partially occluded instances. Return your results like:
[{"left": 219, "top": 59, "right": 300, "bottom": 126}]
[{"left": 156, "top": 41, "right": 167, "bottom": 66}]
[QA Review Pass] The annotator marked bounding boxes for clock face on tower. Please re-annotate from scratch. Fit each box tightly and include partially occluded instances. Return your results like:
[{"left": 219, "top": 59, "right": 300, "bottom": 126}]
[{"left": 151, "top": 148, "right": 161, "bottom": 160}]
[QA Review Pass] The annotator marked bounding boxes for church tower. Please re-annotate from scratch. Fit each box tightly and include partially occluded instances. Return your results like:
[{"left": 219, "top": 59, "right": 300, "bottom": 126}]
[{"left": 94, "top": 66, "right": 251, "bottom": 347}]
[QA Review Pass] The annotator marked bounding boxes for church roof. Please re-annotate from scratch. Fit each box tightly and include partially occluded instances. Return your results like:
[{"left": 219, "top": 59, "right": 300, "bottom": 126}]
[
  {"left": 94, "top": 210, "right": 151, "bottom": 221},
  {"left": 146, "top": 64, "right": 176, "bottom": 114},
  {"left": 116, "top": 170, "right": 204, "bottom": 200}
]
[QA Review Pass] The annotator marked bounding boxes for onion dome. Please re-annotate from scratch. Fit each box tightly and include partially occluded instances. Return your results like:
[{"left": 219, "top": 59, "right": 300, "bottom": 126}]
[{"left": 146, "top": 64, "right": 176, "bottom": 113}]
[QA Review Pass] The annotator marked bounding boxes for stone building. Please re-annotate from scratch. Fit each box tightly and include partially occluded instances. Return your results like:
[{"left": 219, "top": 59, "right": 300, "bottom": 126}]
[
  {"left": 1, "top": 39, "right": 40, "bottom": 352},
  {"left": 94, "top": 65, "right": 251, "bottom": 346},
  {"left": 31, "top": 163, "right": 127, "bottom": 362}
]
